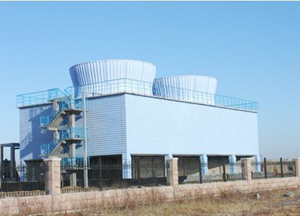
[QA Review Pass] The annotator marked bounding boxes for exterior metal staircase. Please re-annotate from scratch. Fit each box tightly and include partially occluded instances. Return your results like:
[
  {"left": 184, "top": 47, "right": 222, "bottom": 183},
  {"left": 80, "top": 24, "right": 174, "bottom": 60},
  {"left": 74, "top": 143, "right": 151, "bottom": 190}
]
[
  {"left": 40, "top": 127, "right": 84, "bottom": 157},
  {"left": 40, "top": 96, "right": 82, "bottom": 128},
  {"left": 47, "top": 111, "right": 67, "bottom": 131},
  {"left": 40, "top": 140, "right": 66, "bottom": 157},
  {"left": 49, "top": 141, "right": 65, "bottom": 156},
  {"left": 40, "top": 94, "right": 86, "bottom": 158}
]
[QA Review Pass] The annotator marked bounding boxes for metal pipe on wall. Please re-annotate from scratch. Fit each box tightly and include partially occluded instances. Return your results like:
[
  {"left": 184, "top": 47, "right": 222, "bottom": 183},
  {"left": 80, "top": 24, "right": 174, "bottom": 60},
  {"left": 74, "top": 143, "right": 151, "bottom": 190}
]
[{"left": 82, "top": 92, "right": 88, "bottom": 188}]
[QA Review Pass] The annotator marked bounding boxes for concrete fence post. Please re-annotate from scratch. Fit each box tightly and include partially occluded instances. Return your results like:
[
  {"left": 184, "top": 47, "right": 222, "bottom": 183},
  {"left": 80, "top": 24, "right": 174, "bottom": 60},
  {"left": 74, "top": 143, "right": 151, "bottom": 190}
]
[
  {"left": 294, "top": 158, "right": 300, "bottom": 178},
  {"left": 44, "top": 157, "right": 61, "bottom": 195},
  {"left": 241, "top": 158, "right": 252, "bottom": 181},
  {"left": 167, "top": 158, "right": 179, "bottom": 186}
]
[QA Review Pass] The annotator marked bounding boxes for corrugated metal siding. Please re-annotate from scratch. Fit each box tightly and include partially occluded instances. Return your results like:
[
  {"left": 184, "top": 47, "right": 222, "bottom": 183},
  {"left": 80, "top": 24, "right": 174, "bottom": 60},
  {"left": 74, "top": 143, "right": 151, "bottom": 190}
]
[
  {"left": 75, "top": 95, "right": 127, "bottom": 157},
  {"left": 125, "top": 94, "right": 259, "bottom": 156},
  {"left": 19, "top": 105, "right": 53, "bottom": 161},
  {"left": 19, "top": 93, "right": 259, "bottom": 161}
]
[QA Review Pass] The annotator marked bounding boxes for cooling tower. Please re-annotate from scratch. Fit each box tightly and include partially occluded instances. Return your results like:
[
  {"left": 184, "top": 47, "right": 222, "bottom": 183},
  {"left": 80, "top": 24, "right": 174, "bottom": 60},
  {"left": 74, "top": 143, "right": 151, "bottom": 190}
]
[
  {"left": 153, "top": 75, "right": 217, "bottom": 104},
  {"left": 69, "top": 60, "right": 156, "bottom": 96}
]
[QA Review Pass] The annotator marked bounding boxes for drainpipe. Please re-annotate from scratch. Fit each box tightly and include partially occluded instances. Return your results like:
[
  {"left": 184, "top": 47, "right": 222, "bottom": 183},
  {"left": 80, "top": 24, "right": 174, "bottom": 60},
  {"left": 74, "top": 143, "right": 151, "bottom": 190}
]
[{"left": 82, "top": 92, "right": 88, "bottom": 188}]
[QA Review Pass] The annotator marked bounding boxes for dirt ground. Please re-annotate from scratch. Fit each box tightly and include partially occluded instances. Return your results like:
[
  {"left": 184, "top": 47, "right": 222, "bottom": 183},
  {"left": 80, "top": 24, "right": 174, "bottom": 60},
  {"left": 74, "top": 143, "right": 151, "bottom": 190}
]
[{"left": 73, "top": 187, "right": 300, "bottom": 216}]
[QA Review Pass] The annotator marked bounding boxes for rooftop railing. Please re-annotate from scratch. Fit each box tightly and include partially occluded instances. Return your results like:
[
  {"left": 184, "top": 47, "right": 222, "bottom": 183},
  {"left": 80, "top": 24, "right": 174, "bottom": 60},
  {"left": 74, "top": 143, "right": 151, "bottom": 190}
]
[
  {"left": 16, "top": 88, "right": 67, "bottom": 107},
  {"left": 152, "top": 82, "right": 258, "bottom": 112},
  {"left": 67, "top": 78, "right": 258, "bottom": 112},
  {"left": 65, "top": 78, "right": 153, "bottom": 98},
  {"left": 17, "top": 79, "right": 258, "bottom": 112}
]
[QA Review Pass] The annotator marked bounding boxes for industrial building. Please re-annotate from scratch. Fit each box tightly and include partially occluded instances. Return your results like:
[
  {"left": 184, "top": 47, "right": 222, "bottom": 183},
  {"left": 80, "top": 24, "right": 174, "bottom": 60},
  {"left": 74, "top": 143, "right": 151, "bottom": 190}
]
[{"left": 16, "top": 59, "right": 260, "bottom": 183}]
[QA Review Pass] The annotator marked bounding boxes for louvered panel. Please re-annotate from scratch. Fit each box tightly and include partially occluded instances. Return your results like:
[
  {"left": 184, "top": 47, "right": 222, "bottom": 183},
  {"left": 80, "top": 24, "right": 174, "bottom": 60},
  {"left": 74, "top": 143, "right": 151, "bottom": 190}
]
[
  {"left": 153, "top": 76, "right": 217, "bottom": 105},
  {"left": 69, "top": 60, "right": 156, "bottom": 95}
]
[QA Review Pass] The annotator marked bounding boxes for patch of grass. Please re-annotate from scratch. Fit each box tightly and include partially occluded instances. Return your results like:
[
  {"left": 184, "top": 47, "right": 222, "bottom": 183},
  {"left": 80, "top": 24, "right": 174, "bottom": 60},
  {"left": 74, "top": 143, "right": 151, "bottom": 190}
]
[
  {"left": 5, "top": 187, "right": 300, "bottom": 215},
  {"left": 65, "top": 187, "right": 300, "bottom": 216}
]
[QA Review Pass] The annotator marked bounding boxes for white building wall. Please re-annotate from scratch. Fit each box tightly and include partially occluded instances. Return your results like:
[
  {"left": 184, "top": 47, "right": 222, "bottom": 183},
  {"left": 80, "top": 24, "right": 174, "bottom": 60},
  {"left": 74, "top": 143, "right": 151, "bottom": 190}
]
[
  {"left": 19, "top": 93, "right": 259, "bottom": 161},
  {"left": 76, "top": 95, "right": 127, "bottom": 157},
  {"left": 125, "top": 94, "right": 259, "bottom": 156}
]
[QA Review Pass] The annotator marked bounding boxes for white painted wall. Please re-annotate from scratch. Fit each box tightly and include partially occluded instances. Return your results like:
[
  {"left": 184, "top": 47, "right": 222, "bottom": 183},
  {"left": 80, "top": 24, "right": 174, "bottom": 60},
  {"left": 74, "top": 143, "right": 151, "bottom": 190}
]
[{"left": 125, "top": 94, "right": 259, "bottom": 156}]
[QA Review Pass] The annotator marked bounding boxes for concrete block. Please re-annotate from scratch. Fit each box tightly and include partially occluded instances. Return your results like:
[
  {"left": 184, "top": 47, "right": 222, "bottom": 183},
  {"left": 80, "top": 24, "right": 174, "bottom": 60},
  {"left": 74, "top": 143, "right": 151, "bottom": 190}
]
[
  {"left": 294, "top": 158, "right": 300, "bottom": 178},
  {"left": 241, "top": 158, "right": 252, "bottom": 181},
  {"left": 44, "top": 157, "right": 61, "bottom": 195},
  {"left": 167, "top": 158, "right": 179, "bottom": 186}
]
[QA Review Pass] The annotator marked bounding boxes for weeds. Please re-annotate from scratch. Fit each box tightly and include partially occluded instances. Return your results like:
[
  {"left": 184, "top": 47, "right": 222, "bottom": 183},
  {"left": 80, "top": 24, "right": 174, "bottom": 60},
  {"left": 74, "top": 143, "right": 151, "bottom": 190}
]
[{"left": 1, "top": 186, "right": 300, "bottom": 215}]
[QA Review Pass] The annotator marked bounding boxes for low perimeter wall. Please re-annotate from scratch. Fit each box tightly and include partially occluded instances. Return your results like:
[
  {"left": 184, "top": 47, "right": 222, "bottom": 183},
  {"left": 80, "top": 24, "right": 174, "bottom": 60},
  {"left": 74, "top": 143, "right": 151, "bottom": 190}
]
[
  {"left": 1, "top": 158, "right": 300, "bottom": 215},
  {"left": 1, "top": 177, "right": 300, "bottom": 215}
]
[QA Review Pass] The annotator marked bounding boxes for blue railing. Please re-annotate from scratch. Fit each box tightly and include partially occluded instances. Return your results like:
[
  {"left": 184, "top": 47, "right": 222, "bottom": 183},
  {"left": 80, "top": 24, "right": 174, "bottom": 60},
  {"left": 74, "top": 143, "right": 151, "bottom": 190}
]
[
  {"left": 61, "top": 157, "right": 90, "bottom": 167},
  {"left": 60, "top": 127, "right": 87, "bottom": 140},
  {"left": 66, "top": 78, "right": 153, "bottom": 99},
  {"left": 73, "top": 98, "right": 88, "bottom": 109},
  {"left": 16, "top": 88, "right": 67, "bottom": 107},
  {"left": 40, "top": 116, "right": 51, "bottom": 127},
  {"left": 68, "top": 78, "right": 258, "bottom": 112},
  {"left": 40, "top": 140, "right": 56, "bottom": 156},
  {"left": 55, "top": 96, "right": 86, "bottom": 110},
  {"left": 18, "top": 78, "right": 258, "bottom": 112},
  {"left": 40, "top": 127, "right": 88, "bottom": 156},
  {"left": 152, "top": 82, "right": 258, "bottom": 112},
  {"left": 39, "top": 97, "right": 88, "bottom": 127}
]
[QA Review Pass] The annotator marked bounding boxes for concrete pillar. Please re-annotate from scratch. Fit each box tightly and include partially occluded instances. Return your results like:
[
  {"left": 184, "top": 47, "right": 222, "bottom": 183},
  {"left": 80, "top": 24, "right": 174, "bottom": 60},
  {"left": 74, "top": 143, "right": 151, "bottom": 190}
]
[
  {"left": 44, "top": 157, "right": 61, "bottom": 195},
  {"left": 69, "top": 150, "right": 77, "bottom": 187},
  {"left": 52, "top": 100, "right": 59, "bottom": 113},
  {"left": 241, "top": 158, "right": 252, "bottom": 181},
  {"left": 122, "top": 153, "right": 132, "bottom": 179},
  {"left": 229, "top": 154, "right": 237, "bottom": 174},
  {"left": 254, "top": 155, "right": 261, "bottom": 172},
  {"left": 54, "top": 130, "right": 59, "bottom": 142},
  {"left": 167, "top": 157, "right": 178, "bottom": 186},
  {"left": 200, "top": 154, "right": 208, "bottom": 174},
  {"left": 69, "top": 95, "right": 74, "bottom": 110},
  {"left": 69, "top": 109, "right": 77, "bottom": 187},
  {"left": 68, "top": 112, "right": 76, "bottom": 140},
  {"left": 293, "top": 158, "right": 300, "bottom": 178},
  {"left": 10, "top": 145, "right": 15, "bottom": 179}
]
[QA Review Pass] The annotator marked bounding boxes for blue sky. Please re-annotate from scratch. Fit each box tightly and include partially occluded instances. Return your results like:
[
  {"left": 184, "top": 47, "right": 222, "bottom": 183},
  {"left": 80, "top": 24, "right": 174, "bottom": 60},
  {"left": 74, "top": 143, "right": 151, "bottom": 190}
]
[{"left": 0, "top": 2, "right": 299, "bottom": 159}]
